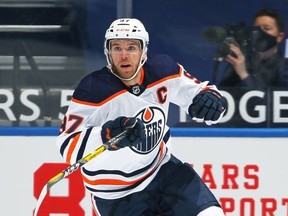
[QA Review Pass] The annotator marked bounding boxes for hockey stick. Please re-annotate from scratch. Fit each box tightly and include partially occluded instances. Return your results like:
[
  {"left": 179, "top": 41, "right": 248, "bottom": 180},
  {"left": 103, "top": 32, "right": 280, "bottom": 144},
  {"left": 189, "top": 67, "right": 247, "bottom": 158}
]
[{"left": 34, "top": 128, "right": 129, "bottom": 216}]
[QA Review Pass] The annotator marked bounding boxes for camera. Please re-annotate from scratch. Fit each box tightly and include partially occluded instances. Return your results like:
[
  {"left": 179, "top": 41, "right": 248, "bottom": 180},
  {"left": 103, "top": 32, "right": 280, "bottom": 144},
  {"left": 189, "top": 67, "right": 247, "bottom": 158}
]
[
  {"left": 202, "top": 22, "right": 268, "bottom": 61},
  {"left": 202, "top": 22, "right": 279, "bottom": 83}
]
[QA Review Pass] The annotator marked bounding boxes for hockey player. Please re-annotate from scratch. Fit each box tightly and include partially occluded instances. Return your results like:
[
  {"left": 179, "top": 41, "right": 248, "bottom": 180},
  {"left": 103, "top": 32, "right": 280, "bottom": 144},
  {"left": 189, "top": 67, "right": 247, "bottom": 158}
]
[{"left": 57, "top": 18, "right": 227, "bottom": 216}]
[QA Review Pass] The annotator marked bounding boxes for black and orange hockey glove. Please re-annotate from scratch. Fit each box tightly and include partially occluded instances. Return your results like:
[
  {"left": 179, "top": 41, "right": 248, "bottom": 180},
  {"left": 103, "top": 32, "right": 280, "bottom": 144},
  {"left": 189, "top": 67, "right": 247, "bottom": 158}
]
[{"left": 101, "top": 116, "right": 145, "bottom": 150}]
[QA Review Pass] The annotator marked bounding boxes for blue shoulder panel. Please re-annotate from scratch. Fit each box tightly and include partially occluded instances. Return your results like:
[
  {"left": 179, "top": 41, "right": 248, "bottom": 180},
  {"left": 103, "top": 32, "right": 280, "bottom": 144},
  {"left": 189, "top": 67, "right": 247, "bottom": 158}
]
[
  {"left": 72, "top": 67, "right": 126, "bottom": 103},
  {"left": 144, "top": 54, "right": 180, "bottom": 84}
]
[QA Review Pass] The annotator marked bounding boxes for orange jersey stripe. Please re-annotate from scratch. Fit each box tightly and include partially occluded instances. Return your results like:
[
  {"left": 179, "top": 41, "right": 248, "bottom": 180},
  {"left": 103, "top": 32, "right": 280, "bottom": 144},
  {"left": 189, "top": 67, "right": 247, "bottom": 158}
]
[
  {"left": 83, "top": 141, "right": 166, "bottom": 186},
  {"left": 72, "top": 89, "right": 127, "bottom": 107},
  {"left": 72, "top": 66, "right": 182, "bottom": 107},
  {"left": 138, "top": 67, "right": 145, "bottom": 85},
  {"left": 146, "top": 67, "right": 182, "bottom": 89},
  {"left": 66, "top": 133, "right": 81, "bottom": 164}
]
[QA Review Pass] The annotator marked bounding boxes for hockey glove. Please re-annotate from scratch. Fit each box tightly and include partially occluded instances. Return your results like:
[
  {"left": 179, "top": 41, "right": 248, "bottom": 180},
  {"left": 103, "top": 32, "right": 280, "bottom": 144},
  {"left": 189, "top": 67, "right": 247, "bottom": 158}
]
[
  {"left": 101, "top": 116, "right": 145, "bottom": 150},
  {"left": 188, "top": 89, "right": 226, "bottom": 122}
]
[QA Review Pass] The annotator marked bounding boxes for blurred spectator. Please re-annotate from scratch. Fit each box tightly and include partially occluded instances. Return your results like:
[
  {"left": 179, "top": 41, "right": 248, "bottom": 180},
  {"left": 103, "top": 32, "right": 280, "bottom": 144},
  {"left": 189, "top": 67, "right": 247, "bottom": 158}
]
[{"left": 218, "top": 8, "right": 288, "bottom": 90}]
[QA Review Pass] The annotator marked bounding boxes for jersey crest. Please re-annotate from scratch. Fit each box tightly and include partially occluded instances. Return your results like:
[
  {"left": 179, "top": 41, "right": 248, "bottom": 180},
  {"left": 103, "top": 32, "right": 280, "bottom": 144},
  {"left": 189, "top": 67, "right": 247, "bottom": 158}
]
[{"left": 132, "top": 106, "right": 166, "bottom": 154}]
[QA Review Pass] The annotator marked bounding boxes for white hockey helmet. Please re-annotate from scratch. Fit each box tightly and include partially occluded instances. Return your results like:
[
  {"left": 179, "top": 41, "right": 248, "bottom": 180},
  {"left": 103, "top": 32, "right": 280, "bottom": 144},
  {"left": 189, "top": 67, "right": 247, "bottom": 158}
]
[{"left": 104, "top": 18, "right": 149, "bottom": 81}]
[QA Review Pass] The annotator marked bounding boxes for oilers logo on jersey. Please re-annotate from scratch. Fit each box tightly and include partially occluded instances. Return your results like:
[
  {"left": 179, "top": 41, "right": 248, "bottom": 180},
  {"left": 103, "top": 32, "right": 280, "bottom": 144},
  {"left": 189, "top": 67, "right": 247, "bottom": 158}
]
[{"left": 132, "top": 106, "right": 166, "bottom": 154}]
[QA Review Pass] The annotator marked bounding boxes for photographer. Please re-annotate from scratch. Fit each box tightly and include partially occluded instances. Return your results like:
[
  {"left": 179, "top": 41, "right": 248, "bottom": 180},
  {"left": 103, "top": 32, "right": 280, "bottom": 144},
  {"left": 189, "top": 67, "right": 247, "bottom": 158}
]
[{"left": 218, "top": 8, "right": 288, "bottom": 90}]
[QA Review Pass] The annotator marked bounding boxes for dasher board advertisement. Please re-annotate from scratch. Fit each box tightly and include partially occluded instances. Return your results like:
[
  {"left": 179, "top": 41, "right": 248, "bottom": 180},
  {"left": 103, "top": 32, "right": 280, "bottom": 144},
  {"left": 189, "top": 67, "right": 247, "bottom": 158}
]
[{"left": 0, "top": 134, "right": 287, "bottom": 215}]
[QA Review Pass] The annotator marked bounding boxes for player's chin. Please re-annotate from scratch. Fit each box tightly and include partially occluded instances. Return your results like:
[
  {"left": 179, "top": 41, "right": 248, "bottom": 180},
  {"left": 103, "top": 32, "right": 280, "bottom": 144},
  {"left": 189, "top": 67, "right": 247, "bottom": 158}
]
[{"left": 119, "top": 68, "right": 134, "bottom": 78}]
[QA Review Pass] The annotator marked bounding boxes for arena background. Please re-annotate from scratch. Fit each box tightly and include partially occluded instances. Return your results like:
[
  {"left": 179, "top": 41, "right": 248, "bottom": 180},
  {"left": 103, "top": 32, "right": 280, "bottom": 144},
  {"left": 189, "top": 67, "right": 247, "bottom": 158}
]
[
  {"left": 0, "top": 0, "right": 287, "bottom": 215},
  {"left": 0, "top": 0, "right": 287, "bottom": 127}
]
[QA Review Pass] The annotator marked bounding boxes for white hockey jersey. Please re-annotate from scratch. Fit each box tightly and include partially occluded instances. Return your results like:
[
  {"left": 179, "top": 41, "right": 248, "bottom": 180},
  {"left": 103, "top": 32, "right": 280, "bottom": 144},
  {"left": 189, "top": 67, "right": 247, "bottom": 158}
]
[{"left": 56, "top": 54, "right": 222, "bottom": 199}]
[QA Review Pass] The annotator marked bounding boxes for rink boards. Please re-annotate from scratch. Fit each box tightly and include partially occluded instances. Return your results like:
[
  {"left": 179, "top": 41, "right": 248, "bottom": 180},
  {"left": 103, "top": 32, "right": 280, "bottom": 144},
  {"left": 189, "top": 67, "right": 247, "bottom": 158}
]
[{"left": 0, "top": 127, "right": 287, "bottom": 216}]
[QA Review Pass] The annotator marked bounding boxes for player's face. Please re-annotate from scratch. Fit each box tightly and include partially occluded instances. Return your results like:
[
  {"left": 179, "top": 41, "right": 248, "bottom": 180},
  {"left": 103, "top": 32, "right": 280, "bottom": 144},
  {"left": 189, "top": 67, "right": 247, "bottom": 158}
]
[{"left": 109, "top": 39, "right": 143, "bottom": 80}]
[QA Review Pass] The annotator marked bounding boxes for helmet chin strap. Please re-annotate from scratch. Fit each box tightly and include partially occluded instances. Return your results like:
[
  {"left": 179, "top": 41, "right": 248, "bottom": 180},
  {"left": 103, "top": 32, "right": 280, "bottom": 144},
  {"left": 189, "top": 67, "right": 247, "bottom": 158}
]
[{"left": 106, "top": 51, "right": 147, "bottom": 81}]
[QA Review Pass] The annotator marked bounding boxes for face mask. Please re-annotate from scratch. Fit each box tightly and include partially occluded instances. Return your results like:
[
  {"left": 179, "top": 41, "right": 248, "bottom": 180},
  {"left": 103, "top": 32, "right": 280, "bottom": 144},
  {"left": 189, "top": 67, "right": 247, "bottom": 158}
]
[{"left": 249, "top": 26, "right": 278, "bottom": 52}]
